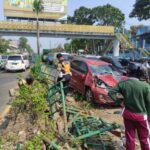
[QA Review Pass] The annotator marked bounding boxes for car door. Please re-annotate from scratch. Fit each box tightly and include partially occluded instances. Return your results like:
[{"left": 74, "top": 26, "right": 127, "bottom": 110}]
[
  {"left": 70, "top": 60, "right": 80, "bottom": 90},
  {"left": 70, "top": 60, "right": 88, "bottom": 94}
]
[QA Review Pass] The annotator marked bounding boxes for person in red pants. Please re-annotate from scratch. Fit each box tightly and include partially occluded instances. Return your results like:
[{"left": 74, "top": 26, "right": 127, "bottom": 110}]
[{"left": 108, "top": 79, "right": 150, "bottom": 150}]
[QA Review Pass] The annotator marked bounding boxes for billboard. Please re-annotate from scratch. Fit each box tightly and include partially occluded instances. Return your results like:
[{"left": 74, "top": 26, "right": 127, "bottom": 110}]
[{"left": 4, "top": 0, "right": 68, "bottom": 20}]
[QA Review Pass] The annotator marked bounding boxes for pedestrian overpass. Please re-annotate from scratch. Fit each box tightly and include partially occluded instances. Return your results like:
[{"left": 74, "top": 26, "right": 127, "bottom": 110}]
[{"left": 0, "top": 21, "right": 130, "bottom": 56}]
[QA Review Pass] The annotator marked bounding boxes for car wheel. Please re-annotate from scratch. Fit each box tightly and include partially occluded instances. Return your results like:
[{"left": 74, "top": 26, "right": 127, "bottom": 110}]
[{"left": 85, "top": 88, "right": 94, "bottom": 102}]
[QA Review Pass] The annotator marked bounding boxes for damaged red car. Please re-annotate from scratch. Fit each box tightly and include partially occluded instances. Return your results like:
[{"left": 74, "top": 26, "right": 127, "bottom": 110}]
[{"left": 70, "top": 58, "right": 127, "bottom": 105}]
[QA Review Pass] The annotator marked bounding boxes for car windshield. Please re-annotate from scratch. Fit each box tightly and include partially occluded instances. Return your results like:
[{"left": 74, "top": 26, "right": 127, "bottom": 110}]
[
  {"left": 112, "top": 59, "right": 124, "bottom": 69},
  {"left": 8, "top": 56, "right": 22, "bottom": 60},
  {"left": 90, "top": 65, "right": 115, "bottom": 75}
]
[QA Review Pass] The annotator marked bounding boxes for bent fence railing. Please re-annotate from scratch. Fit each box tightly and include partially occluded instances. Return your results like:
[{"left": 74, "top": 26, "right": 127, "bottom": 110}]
[{"left": 32, "top": 56, "right": 120, "bottom": 149}]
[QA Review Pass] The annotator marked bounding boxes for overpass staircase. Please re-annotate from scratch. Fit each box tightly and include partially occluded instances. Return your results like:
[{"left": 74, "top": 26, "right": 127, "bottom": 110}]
[{"left": 115, "top": 33, "right": 133, "bottom": 49}]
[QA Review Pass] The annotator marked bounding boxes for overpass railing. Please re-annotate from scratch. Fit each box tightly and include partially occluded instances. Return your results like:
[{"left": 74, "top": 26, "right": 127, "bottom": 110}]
[{"left": 0, "top": 21, "right": 114, "bottom": 34}]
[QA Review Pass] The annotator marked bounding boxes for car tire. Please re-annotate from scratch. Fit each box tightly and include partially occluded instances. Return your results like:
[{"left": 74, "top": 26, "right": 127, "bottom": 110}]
[{"left": 85, "top": 88, "right": 94, "bottom": 102}]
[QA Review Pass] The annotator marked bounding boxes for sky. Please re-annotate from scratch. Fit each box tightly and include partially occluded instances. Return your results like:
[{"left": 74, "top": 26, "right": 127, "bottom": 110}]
[{"left": 0, "top": 0, "right": 149, "bottom": 52}]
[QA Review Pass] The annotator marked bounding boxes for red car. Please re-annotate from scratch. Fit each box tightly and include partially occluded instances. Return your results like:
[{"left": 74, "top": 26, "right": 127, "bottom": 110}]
[{"left": 70, "top": 58, "right": 127, "bottom": 105}]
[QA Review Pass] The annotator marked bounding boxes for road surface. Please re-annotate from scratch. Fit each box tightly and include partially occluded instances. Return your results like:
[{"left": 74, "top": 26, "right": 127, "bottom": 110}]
[{"left": 0, "top": 70, "right": 28, "bottom": 114}]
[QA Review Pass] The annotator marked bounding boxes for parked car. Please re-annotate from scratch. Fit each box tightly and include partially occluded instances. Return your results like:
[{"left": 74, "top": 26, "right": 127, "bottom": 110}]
[
  {"left": 5, "top": 55, "right": 30, "bottom": 71},
  {"left": 127, "top": 61, "right": 150, "bottom": 80},
  {"left": 99, "top": 56, "right": 127, "bottom": 75},
  {"left": 46, "top": 53, "right": 54, "bottom": 65},
  {"left": 70, "top": 58, "right": 127, "bottom": 105},
  {"left": 80, "top": 55, "right": 101, "bottom": 60}
]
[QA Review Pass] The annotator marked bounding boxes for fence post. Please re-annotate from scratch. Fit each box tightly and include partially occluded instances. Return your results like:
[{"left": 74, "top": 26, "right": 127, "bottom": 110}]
[{"left": 60, "top": 81, "right": 68, "bottom": 133}]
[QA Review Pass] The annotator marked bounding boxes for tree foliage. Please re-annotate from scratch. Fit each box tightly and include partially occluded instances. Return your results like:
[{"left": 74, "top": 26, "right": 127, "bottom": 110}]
[
  {"left": 130, "top": 25, "right": 144, "bottom": 36},
  {"left": 68, "top": 4, "right": 125, "bottom": 27},
  {"left": 33, "top": 0, "right": 44, "bottom": 15},
  {"left": 19, "top": 37, "right": 33, "bottom": 53},
  {"left": 130, "top": 0, "right": 150, "bottom": 20},
  {"left": 68, "top": 7, "right": 94, "bottom": 25},
  {"left": 67, "top": 4, "right": 125, "bottom": 54},
  {"left": 0, "top": 38, "right": 9, "bottom": 53},
  {"left": 33, "top": 0, "right": 44, "bottom": 55},
  {"left": 92, "top": 4, "right": 125, "bottom": 27}
]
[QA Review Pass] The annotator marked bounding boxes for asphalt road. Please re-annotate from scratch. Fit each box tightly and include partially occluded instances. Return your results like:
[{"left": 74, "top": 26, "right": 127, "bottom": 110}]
[{"left": 0, "top": 70, "right": 28, "bottom": 114}]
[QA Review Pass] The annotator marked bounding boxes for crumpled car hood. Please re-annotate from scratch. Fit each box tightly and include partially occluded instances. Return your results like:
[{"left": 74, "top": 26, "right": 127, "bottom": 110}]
[{"left": 96, "top": 74, "right": 120, "bottom": 87}]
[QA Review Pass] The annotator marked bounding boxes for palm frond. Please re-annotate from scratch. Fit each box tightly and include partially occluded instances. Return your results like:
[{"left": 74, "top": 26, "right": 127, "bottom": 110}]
[{"left": 33, "top": 0, "right": 44, "bottom": 15}]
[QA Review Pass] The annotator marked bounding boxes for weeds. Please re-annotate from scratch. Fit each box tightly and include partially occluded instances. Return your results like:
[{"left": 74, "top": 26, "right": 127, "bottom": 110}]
[{"left": 12, "top": 81, "right": 48, "bottom": 123}]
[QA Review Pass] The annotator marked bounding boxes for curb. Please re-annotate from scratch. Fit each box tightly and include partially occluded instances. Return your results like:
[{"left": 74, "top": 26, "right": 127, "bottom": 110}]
[{"left": 0, "top": 105, "right": 11, "bottom": 124}]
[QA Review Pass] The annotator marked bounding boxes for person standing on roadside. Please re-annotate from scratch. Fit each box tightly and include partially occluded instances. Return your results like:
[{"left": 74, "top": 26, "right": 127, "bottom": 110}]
[
  {"left": 108, "top": 78, "right": 150, "bottom": 150},
  {"left": 55, "top": 53, "right": 71, "bottom": 95}
]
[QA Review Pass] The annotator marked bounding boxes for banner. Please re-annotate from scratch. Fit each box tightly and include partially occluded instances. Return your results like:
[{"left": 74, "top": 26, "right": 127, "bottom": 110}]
[{"left": 4, "top": 0, "right": 68, "bottom": 20}]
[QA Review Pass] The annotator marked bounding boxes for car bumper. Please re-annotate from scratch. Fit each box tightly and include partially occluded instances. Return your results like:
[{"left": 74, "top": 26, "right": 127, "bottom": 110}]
[
  {"left": 5, "top": 65, "right": 25, "bottom": 71},
  {"left": 92, "top": 87, "right": 114, "bottom": 105}
]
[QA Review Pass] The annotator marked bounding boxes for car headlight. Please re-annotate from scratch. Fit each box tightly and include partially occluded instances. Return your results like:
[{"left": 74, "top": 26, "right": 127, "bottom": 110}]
[{"left": 96, "top": 79, "right": 108, "bottom": 89}]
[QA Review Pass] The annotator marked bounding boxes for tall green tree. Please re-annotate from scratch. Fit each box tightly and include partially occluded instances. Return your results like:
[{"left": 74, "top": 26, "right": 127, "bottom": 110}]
[
  {"left": 33, "top": 0, "right": 44, "bottom": 55},
  {"left": 130, "top": 0, "right": 150, "bottom": 20},
  {"left": 19, "top": 37, "right": 33, "bottom": 53},
  {"left": 0, "top": 38, "right": 9, "bottom": 53},
  {"left": 19, "top": 37, "right": 28, "bottom": 51},
  {"left": 67, "top": 5, "right": 125, "bottom": 54},
  {"left": 92, "top": 4, "right": 125, "bottom": 27},
  {"left": 68, "top": 7, "right": 94, "bottom": 25}
]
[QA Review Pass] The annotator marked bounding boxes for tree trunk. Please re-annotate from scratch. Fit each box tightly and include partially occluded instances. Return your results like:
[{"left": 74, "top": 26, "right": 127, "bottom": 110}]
[{"left": 36, "top": 16, "right": 40, "bottom": 55}]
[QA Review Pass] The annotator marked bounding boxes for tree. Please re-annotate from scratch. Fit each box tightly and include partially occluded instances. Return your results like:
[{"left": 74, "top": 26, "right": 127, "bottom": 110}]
[
  {"left": 0, "top": 38, "right": 9, "bottom": 53},
  {"left": 67, "top": 5, "right": 125, "bottom": 54},
  {"left": 130, "top": 25, "right": 144, "bottom": 36},
  {"left": 67, "top": 7, "right": 94, "bottom": 25},
  {"left": 19, "top": 37, "right": 28, "bottom": 51},
  {"left": 92, "top": 4, "right": 125, "bottom": 27},
  {"left": 25, "top": 44, "right": 33, "bottom": 53},
  {"left": 64, "top": 43, "right": 72, "bottom": 53},
  {"left": 33, "top": 0, "right": 44, "bottom": 55},
  {"left": 130, "top": 0, "right": 150, "bottom": 20},
  {"left": 19, "top": 37, "right": 33, "bottom": 53}
]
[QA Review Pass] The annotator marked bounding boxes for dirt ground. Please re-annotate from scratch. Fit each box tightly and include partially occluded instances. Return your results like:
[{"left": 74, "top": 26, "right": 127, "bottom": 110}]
[
  {"left": 0, "top": 92, "right": 141, "bottom": 150},
  {"left": 66, "top": 95, "right": 141, "bottom": 150}
]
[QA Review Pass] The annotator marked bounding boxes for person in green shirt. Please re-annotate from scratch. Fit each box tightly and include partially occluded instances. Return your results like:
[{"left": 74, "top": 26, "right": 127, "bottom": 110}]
[{"left": 108, "top": 79, "right": 150, "bottom": 150}]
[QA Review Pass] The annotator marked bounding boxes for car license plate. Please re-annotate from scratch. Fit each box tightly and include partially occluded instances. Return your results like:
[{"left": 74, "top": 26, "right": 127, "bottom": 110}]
[{"left": 12, "top": 63, "right": 17, "bottom": 65}]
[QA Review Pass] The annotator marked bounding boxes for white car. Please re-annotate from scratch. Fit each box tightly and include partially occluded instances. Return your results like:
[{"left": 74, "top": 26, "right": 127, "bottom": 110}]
[{"left": 5, "top": 55, "right": 30, "bottom": 71}]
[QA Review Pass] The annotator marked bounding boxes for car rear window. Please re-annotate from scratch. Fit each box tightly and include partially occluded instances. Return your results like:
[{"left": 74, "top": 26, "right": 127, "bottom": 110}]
[
  {"left": 8, "top": 56, "right": 22, "bottom": 60},
  {"left": 62, "top": 54, "right": 70, "bottom": 60},
  {"left": 112, "top": 59, "right": 124, "bottom": 69}
]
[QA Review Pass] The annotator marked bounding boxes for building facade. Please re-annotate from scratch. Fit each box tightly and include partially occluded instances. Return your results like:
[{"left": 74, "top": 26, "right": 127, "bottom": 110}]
[{"left": 136, "top": 26, "right": 150, "bottom": 51}]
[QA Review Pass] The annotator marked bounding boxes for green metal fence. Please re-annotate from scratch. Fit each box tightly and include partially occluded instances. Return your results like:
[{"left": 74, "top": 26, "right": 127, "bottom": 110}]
[{"left": 30, "top": 57, "right": 121, "bottom": 150}]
